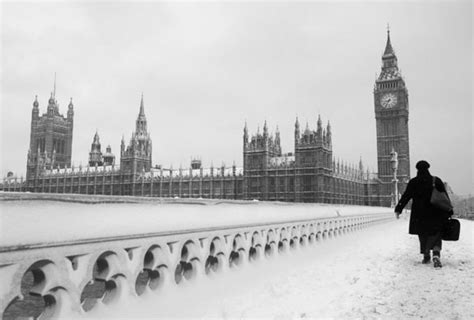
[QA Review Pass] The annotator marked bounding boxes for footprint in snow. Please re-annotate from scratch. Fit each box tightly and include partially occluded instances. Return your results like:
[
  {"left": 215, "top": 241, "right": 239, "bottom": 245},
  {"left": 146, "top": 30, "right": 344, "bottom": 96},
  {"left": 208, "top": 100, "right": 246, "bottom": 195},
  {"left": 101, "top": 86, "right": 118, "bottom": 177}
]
[{"left": 349, "top": 276, "right": 359, "bottom": 284}]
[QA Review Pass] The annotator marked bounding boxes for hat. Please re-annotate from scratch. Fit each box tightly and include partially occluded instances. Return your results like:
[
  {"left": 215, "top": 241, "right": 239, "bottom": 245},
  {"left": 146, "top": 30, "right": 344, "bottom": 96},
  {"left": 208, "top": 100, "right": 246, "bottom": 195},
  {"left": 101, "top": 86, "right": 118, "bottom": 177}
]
[{"left": 416, "top": 160, "right": 430, "bottom": 171}]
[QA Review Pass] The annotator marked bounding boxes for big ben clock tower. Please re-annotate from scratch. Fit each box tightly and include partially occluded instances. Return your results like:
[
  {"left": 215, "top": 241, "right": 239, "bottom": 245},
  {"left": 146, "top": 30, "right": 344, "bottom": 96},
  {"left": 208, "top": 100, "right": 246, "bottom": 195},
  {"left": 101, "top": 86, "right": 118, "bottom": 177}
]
[{"left": 374, "top": 28, "right": 410, "bottom": 206}]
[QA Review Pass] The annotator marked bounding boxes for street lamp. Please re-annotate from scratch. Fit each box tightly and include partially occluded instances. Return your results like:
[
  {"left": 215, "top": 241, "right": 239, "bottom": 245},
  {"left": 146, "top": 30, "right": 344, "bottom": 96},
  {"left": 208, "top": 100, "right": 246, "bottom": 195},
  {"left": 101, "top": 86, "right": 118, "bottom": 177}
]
[{"left": 390, "top": 147, "right": 399, "bottom": 207}]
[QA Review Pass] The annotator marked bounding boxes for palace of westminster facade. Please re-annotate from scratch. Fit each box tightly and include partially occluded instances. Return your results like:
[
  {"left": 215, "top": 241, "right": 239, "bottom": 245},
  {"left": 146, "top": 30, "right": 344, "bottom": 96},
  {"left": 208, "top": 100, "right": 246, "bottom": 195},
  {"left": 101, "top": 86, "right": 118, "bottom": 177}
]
[{"left": 6, "top": 30, "right": 411, "bottom": 207}]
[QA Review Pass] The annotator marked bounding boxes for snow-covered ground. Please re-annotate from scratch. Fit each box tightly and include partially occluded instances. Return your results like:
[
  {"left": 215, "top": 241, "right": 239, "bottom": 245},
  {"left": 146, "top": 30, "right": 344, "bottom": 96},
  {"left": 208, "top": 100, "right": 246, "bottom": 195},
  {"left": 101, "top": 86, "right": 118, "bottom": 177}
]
[{"left": 85, "top": 216, "right": 473, "bottom": 319}]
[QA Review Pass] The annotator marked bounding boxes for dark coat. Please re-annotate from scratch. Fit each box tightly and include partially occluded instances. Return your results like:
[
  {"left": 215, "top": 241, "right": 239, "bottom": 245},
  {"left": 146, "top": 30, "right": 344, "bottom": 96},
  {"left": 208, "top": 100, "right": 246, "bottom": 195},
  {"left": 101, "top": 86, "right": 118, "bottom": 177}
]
[{"left": 395, "top": 172, "right": 452, "bottom": 235}]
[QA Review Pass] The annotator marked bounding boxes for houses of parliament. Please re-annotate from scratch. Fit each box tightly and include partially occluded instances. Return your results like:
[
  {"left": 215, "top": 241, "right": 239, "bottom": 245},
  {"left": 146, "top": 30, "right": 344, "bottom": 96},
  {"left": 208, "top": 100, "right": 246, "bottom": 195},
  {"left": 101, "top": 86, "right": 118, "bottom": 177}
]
[{"left": 4, "top": 30, "right": 410, "bottom": 207}]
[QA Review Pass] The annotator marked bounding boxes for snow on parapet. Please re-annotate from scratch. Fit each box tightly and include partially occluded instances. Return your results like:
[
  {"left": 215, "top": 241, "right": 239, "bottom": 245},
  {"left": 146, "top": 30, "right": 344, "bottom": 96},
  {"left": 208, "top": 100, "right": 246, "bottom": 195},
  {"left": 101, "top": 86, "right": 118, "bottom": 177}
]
[{"left": 0, "top": 197, "right": 393, "bottom": 247}]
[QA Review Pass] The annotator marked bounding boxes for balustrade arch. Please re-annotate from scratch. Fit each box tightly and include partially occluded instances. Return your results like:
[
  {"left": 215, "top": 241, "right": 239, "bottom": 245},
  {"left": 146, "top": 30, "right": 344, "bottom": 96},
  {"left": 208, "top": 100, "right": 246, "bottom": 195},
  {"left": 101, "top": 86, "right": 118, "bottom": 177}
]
[{"left": 0, "top": 207, "right": 393, "bottom": 319}]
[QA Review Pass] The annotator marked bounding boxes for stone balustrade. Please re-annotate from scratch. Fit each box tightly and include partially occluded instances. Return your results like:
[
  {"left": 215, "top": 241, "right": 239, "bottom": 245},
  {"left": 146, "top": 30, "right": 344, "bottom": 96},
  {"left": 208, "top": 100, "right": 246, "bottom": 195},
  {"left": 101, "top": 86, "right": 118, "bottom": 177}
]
[{"left": 0, "top": 195, "right": 393, "bottom": 319}]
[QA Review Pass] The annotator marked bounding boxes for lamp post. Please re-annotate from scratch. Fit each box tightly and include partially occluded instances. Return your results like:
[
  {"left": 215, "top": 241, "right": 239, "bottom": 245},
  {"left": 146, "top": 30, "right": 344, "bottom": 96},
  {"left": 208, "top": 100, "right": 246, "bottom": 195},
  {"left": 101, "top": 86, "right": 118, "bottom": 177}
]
[{"left": 390, "top": 148, "right": 399, "bottom": 207}]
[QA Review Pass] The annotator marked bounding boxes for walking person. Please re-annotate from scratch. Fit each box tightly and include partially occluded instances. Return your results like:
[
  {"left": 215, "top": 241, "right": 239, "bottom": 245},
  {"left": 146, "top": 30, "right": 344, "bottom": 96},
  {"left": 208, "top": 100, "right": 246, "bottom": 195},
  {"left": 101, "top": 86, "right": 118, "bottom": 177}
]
[{"left": 394, "top": 160, "right": 453, "bottom": 268}]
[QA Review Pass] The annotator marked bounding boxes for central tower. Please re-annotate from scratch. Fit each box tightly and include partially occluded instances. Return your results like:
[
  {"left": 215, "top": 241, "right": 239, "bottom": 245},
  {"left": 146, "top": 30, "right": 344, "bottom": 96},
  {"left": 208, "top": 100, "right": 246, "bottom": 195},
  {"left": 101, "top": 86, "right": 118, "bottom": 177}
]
[
  {"left": 374, "top": 28, "right": 410, "bottom": 206},
  {"left": 26, "top": 79, "right": 74, "bottom": 183},
  {"left": 120, "top": 94, "right": 153, "bottom": 175},
  {"left": 294, "top": 116, "right": 333, "bottom": 203}
]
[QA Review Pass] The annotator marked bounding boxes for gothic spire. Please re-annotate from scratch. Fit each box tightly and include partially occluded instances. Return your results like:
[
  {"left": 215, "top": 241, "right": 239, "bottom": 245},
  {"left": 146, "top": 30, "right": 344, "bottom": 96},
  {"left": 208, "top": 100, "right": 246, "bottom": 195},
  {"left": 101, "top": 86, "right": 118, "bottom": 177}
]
[
  {"left": 275, "top": 125, "right": 281, "bottom": 146},
  {"left": 262, "top": 120, "right": 269, "bottom": 141},
  {"left": 294, "top": 116, "right": 300, "bottom": 144},
  {"left": 383, "top": 26, "right": 395, "bottom": 57},
  {"left": 243, "top": 121, "right": 249, "bottom": 144},
  {"left": 93, "top": 130, "right": 100, "bottom": 145},
  {"left": 135, "top": 93, "right": 148, "bottom": 134},
  {"left": 139, "top": 93, "right": 145, "bottom": 117}
]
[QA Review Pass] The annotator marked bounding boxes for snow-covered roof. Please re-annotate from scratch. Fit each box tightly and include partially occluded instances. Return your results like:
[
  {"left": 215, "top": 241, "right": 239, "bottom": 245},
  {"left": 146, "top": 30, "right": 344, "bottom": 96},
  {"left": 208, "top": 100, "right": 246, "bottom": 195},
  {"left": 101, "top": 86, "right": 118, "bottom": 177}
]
[{"left": 269, "top": 155, "right": 295, "bottom": 167}]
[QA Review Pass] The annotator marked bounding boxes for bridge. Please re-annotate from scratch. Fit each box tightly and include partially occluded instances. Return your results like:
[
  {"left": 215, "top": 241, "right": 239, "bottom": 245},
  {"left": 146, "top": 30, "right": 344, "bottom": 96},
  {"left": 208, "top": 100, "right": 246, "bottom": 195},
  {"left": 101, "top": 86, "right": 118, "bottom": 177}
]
[{"left": 0, "top": 192, "right": 397, "bottom": 319}]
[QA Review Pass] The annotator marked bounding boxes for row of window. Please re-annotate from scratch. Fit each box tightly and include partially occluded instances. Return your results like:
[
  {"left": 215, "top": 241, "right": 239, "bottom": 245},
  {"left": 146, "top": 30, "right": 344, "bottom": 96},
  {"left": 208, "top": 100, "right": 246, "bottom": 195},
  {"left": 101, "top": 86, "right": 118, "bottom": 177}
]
[
  {"left": 53, "top": 138, "right": 66, "bottom": 154},
  {"left": 34, "top": 137, "right": 67, "bottom": 154},
  {"left": 378, "top": 81, "right": 399, "bottom": 90}
]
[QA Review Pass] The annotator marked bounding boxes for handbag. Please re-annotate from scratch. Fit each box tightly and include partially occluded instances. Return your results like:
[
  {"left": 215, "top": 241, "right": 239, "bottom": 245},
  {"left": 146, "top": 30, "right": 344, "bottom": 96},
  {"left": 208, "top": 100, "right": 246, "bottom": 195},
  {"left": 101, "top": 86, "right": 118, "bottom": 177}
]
[
  {"left": 442, "top": 218, "right": 460, "bottom": 241},
  {"left": 430, "top": 177, "right": 453, "bottom": 212}
]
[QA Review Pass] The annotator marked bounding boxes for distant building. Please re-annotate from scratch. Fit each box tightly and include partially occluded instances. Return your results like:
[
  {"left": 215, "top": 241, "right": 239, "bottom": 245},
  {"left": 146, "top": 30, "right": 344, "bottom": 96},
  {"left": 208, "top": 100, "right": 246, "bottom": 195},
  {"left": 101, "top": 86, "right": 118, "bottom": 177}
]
[
  {"left": 15, "top": 29, "right": 409, "bottom": 206},
  {"left": 242, "top": 117, "right": 375, "bottom": 203},
  {"left": 120, "top": 94, "right": 153, "bottom": 175},
  {"left": 88, "top": 132, "right": 115, "bottom": 167},
  {"left": 89, "top": 131, "right": 103, "bottom": 167},
  {"left": 26, "top": 89, "right": 74, "bottom": 181},
  {"left": 103, "top": 145, "right": 115, "bottom": 166},
  {"left": 191, "top": 158, "right": 202, "bottom": 170}
]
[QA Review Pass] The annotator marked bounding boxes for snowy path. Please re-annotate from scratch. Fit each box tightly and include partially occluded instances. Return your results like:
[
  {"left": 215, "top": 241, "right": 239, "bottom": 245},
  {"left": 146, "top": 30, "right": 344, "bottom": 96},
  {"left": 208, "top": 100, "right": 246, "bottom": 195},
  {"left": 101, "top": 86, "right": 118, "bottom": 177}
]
[{"left": 88, "top": 217, "right": 474, "bottom": 319}]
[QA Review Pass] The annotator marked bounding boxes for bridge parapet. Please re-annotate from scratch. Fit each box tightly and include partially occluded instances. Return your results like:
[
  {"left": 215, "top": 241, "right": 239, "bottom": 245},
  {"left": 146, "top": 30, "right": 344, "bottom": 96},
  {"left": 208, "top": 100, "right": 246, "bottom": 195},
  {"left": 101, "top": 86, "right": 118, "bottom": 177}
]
[{"left": 0, "top": 194, "right": 393, "bottom": 319}]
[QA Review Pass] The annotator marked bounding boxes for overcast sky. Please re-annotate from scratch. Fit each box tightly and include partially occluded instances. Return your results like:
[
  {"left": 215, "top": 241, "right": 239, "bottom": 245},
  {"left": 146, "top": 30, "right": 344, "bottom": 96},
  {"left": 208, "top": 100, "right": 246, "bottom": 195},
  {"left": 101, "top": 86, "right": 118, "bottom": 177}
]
[{"left": 1, "top": 1, "right": 472, "bottom": 195}]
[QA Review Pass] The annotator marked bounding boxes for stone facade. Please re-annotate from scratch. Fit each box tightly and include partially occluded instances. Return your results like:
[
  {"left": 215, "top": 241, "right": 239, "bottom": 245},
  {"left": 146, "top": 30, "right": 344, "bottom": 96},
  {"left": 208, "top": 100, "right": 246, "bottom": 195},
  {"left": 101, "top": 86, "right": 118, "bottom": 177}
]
[
  {"left": 88, "top": 131, "right": 103, "bottom": 167},
  {"left": 120, "top": 94, "right": 153, "bottom": 175},
  {"left": 374, "top": 29, "right": 411, "bottom": 206},
  {"left": 21, "top": 97, "right": 382, "bottom": 205},
  {"left": 242, "top": 117, "right": 378, "bottom": 204},
  {"left": 12, "top": 30, "right": 408, "bottom": 207},
  {"left": 26, "top": 92, "right": 74, "bottom": 181}
]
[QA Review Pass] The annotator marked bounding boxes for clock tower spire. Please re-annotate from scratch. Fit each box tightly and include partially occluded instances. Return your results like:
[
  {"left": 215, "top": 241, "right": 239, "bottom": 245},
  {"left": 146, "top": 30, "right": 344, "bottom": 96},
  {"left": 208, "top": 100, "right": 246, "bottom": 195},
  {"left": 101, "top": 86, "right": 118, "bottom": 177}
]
[{"left": 374, "top": 27, "right": 410, "bottom": 206}]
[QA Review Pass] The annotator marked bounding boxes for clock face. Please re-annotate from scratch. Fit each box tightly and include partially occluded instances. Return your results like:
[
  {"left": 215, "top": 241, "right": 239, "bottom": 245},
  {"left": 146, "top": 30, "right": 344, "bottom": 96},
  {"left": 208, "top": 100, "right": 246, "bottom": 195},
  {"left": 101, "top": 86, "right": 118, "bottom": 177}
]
[{"left": 380, "top": 93, "right": 398, "bottom": 109}]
